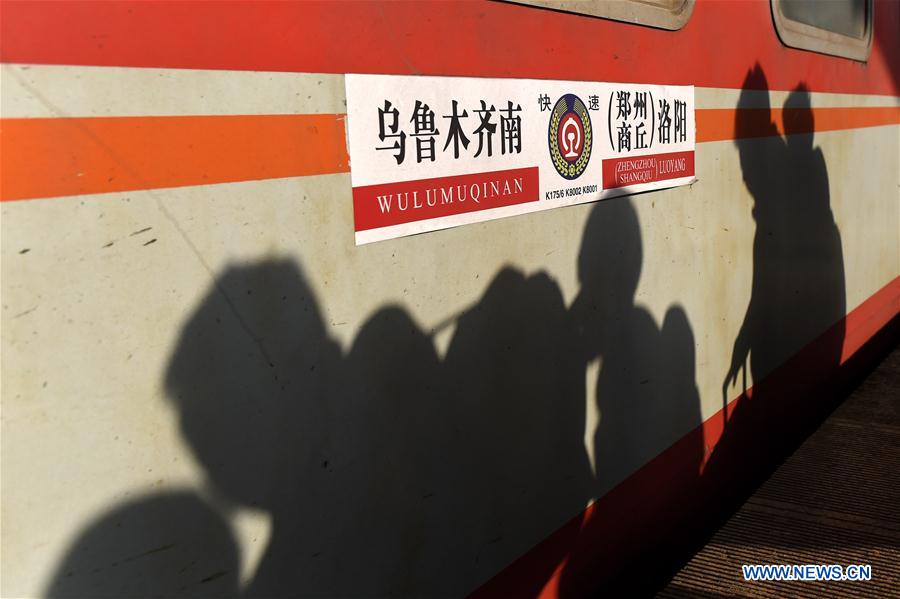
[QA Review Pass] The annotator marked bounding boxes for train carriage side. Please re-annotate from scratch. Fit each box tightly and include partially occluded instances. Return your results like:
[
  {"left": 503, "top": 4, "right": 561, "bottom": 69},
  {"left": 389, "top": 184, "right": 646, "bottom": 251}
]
[{"left": 1, "top": 1, "right": 898, "bottom": 597}]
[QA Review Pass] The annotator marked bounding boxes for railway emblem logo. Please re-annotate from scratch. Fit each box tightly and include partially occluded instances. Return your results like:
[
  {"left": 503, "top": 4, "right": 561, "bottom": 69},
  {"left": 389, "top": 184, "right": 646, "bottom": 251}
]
[{"left": 548, "top": 94, "right": 592, "bottom": 180}]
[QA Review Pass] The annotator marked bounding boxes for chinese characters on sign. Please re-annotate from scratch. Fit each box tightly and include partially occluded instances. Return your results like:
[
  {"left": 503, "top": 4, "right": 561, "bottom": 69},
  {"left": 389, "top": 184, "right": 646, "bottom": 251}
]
[
  {"left": 377, "top": 99, "right": 523, "bottom": 164},
  {"left": 346, "top": 75, "right": 695, "bottom": 244},
  {"left": 606, "top": 89, "right": 688, "bottom": 153}
]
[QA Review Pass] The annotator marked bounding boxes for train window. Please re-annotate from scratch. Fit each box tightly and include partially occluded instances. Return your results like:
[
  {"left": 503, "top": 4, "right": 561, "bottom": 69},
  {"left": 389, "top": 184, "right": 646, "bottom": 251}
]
[
  {"left": 510, "top": 0, "right": 695, "bottom": 31},
  {"left": 771, "top": 0, "right": 872, "bottom": 61}
]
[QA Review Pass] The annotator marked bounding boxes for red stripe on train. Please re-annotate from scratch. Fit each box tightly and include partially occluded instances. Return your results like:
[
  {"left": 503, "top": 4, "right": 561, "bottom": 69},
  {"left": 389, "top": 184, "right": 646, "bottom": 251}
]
[{"left": 1, "top": 1, "right": 897, "bottom": 96}]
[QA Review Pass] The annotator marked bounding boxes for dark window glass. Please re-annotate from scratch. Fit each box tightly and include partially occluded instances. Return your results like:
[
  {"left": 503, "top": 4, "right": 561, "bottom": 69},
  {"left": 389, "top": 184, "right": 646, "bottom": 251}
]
[{"left": 780, "top": 0, "right": 867, "bottom": 39}]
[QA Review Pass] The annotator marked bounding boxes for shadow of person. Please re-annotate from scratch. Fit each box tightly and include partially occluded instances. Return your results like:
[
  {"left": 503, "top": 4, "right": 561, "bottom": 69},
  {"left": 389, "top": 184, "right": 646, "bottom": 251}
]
[
  {"left": 45, "top": 259, "right": 351, "bottom": 598},
  {"left": 44, "top": 257, "right": 340, "bottom": 598},
  {"left": 573, "top": 199, "right": 702, "bottom": 498},
  {"left": 724, "top": 70, "right": 845, "bottom": 394},
  {"left": 44, "top": 492, "right": 240, "bottom": 598},
  {"left": 231, "top": 262, "right": 596, "bottom": 597},
  {"left": 164, "top": 259, "right": 347, "bottom": 598},
  {"left": 782, "top": 83, "right": 846, "bottom": 369},
  {"left": 552, "top": 198, "right": 703, "bottom": 597},
  {"left": 44, "top": 251, "right": 596, "bottom": 598},
  {"left": 442, "top": 265, "right": 595, "bottom": 595},
  {"left": 220, "top": 261, "right": 592, "bottom": 596},
  {"left": 161, "top": 258, "right": 473, "bottom": 597},
  {"left": 314, "top": 305, "right": 452, "bottom": 597},
  {"left": 711, "top": 66, "right": 846, "bottom": 517}
]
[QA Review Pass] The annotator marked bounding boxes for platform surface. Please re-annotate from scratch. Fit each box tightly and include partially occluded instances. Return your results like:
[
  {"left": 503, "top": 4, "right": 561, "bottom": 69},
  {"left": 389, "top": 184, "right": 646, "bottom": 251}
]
[{"left": 657, "top": 346, "right": 900, "bottom": 598}]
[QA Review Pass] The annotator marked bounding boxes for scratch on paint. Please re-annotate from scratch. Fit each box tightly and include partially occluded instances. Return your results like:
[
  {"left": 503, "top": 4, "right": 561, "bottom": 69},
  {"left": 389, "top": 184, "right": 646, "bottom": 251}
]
[
  {"left": 120, "top": 543, "right": 176, "bottom": 564},
  {"left": 14, "top": 306, "right": 37, "bottom": 318},
  {"left": 200, "top": 571, "right": 228, "bottom": 583}
]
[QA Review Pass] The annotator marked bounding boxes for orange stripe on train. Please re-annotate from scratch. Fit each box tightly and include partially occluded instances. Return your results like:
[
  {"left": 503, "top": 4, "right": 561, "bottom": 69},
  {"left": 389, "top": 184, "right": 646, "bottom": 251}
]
[
  {"left": 1, "top": 108, "right": 897, "bottom": 202},
  {"left": 696, "top": 106, "right": 900, "bottom": 143},
  {"left": 0, "top": 114, "right": 348, "bottom": 202}
]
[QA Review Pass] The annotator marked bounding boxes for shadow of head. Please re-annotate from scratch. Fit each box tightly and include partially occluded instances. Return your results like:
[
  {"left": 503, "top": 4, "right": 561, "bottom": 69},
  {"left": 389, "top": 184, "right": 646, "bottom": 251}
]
[
  {"left": 44, "top": 492, "right": 240, "bottom": 599},
  {"left": 783, "top": 83, "right": 814, "bottom": 148},
  {"left": 576, "top": 198, "right": 642, "bottom": 312},
  {"left": 733, "top": 64, "right": 782, "bottom": 200},
  {"left": 163, "top": 258, "right": 339, "bottom": 510}
]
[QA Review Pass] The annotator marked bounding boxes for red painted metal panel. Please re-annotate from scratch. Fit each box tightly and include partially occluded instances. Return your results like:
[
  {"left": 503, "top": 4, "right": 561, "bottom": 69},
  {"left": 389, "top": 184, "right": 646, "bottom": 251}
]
[{"left": 2, "top": 1, "right": 898, "bottom": 96}]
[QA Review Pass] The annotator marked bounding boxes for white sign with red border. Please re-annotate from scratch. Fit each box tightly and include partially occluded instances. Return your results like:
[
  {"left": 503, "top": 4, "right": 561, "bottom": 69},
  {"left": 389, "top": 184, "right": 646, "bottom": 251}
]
[{"left": 346, "top": 74, "right": 695, "bottom": 245}]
